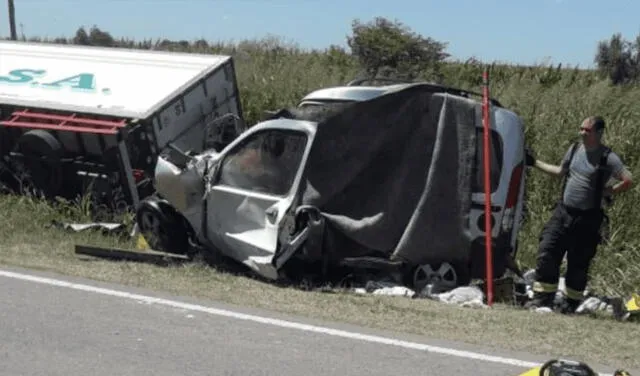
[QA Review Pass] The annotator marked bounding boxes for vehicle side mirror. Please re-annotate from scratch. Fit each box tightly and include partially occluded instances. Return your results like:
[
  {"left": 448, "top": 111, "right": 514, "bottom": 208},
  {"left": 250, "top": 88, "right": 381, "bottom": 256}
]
[{"left": 163, "top": 142, "right": 196, "bottom": 169}]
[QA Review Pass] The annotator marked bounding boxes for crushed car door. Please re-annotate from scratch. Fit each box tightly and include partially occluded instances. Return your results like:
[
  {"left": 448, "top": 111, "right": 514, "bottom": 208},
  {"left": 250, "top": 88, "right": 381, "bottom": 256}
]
[{"left": 205, "top": 127, "right": 311, "bottom": 279}]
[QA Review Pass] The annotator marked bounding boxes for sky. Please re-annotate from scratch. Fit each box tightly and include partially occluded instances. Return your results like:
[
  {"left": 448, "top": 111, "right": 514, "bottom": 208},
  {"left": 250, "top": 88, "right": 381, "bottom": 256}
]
[{"left": 0, "top": 0, "right": 638, "bottom": 68}]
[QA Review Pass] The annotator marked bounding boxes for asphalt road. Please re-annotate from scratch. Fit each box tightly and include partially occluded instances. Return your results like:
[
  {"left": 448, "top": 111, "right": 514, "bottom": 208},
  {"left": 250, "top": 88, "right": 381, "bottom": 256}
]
[{"left": 0, "top": 267, "right": 621, "bottom": 376}]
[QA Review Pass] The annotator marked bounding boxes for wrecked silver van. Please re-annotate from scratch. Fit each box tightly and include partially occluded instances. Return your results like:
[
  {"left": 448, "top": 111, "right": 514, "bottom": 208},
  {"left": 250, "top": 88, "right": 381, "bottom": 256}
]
[
  {"left": 138, "top": 117, "right": 317, "bottom": 280},
  {"left": 135, "top": 82, "right": 527, "bottom": 288}
]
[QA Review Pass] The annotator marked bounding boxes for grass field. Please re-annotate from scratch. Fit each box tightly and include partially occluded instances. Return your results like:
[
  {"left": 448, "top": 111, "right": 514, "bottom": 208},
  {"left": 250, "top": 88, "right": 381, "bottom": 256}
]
[{"left": 1, "top": 36, "right": 640, "bottom": 369}]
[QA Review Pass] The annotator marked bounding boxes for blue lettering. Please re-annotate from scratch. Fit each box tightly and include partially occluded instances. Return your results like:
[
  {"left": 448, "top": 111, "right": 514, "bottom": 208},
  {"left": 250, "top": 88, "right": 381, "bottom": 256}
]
[
  {"left": 41, "top": 73, "right": 96, "bottom": 91},
  {"left": 0, "top": 69, "right": 45, "bottom": 83},
  {"left": 0, "top": 69, "right": 107, "bottom": 94}
]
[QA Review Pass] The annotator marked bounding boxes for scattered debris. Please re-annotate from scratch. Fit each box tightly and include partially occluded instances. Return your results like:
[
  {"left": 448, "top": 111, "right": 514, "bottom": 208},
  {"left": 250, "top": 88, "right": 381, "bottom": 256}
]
[
  {"left": 352, "top": 279, "right": 488, "bottom": 308},
  {"left": 353, "top": 280, "right": 415, "bottom": 297},
  {"left": 576, "top": 296, "right": 626, "bottom": 319},
  {"left": 421, "top": 285, "right": 488, "bottom": 309},
  {"left": 50, "top": 220, "right": 126, "bottom": 234},
  {"left": 348, "top": 268, "right": 640, "bottom": 319},
  {"left": 576, "top": 293, "right": 640, "bottom": 322}
]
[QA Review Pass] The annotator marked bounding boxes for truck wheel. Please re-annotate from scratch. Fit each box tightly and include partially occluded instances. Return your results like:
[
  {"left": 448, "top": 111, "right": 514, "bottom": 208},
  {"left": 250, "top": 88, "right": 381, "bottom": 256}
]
[
  {"left": 0, "top": 128, "right": 12, "bottom": 158},
  {"left": 16, "top": 130, "right": 64, "bottom": 199},
  {"left": 136, "top": 198, "right": 189, "bottom": 255}
]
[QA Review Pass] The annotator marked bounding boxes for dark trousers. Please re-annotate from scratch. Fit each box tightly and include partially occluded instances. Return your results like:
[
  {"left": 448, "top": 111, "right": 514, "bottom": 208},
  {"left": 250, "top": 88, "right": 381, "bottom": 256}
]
[{"left": 533, "top": 203, "right": 604, "bottom": 300}]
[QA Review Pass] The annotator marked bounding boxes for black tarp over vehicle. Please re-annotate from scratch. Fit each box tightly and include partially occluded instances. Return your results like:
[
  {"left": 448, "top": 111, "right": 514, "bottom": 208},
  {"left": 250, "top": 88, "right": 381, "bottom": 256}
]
[{"left": 273, "top": 84, "right": 481, "bottom": 284}]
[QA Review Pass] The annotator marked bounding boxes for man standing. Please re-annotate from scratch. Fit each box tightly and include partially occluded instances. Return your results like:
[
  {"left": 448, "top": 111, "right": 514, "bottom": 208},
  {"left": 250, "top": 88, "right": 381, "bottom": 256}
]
[{"left": 525, "top": 116, "right": 633, "bottom": 313}]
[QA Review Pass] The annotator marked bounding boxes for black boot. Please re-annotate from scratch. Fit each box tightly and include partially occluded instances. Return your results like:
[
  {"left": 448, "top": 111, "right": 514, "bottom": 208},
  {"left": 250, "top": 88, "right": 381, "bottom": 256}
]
[
  {"left": 524, "top": 292, "right": 555, "bottom": 310},
  {"left": 556, "top": 297, "right": 582, "bottom": 314}
]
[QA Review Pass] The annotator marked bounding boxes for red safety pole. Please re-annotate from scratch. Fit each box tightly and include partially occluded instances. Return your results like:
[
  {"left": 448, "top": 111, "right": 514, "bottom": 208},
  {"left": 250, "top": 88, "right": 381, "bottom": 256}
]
[{"left": 482, "top": 68, "right": 494, "bottom": 307}]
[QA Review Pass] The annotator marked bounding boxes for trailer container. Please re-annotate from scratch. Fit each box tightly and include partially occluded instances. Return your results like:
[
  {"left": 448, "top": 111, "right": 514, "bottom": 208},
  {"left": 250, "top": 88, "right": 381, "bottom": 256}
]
[{"left": 0, "top": 41, "right": 244, "bottom": 215}]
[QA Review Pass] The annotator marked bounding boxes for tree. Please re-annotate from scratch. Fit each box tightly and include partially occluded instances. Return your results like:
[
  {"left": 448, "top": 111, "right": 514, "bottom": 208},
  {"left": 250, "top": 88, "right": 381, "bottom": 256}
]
[
  {"left": 346, "top": 17, "right": 449, "bottom": 80},
  {"left": 72, "top": 26, "right": 115, "bottom": 47},
  {"left": 594, "top": 33, "right": 639, "bottom": 85},
  {"left": 73, "top": 27, "right": 90, "bottom": 45},
  {"left": 88, "top": 26, "right": 115, "bottom": 47}
]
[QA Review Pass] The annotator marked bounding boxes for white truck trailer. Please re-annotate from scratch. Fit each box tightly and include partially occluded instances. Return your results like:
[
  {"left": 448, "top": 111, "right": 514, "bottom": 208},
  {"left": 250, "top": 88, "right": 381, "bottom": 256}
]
[{"left": 0, "top": 40, "right": 245, "bottom": 215}]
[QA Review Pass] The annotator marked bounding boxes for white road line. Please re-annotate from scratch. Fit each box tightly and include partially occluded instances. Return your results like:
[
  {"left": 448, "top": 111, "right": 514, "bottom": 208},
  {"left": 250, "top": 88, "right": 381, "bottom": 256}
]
[{"left": 0, "top": 269, "right": 612, "bottom": 375}]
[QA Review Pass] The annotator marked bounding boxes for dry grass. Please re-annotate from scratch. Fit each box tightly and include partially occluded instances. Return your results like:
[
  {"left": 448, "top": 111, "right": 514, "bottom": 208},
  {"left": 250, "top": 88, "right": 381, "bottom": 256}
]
[{"left": 1, "top": 193, "right": 639, "bottom": 370}]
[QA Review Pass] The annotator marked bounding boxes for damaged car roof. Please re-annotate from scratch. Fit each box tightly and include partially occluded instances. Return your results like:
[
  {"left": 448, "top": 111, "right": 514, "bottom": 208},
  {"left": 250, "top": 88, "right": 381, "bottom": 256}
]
[
  {"left": 251, "top": 118, "right": 318, "bottom": 133},
  {"left": 299, "top": 84, "right": 408, "bottom": 103}
]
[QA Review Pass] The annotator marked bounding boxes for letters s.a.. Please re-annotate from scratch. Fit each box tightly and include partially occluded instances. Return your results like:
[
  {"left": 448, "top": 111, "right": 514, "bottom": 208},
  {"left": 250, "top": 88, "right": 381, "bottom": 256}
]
[{"left": 0, "top": 69, "right": 46, "bottom": 83}]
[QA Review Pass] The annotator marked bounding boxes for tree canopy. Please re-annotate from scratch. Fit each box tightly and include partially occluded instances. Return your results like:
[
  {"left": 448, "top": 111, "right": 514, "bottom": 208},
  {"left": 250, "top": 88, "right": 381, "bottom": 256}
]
[{"left": 346, "top": 17, "right": 449, "bottom": 81}]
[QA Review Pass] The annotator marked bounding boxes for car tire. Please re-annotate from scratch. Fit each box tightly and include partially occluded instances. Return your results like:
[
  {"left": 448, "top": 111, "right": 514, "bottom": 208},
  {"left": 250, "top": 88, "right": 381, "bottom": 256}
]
[
  {"left": 410, "top": 261, "right": 471, "bottom": 293},
  {"left": 136, "top": 198, "right": 190, "bottom": 256}
]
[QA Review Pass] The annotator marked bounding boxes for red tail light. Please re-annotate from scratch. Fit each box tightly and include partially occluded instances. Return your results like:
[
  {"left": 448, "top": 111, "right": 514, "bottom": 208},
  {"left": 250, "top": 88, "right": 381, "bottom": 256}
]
[{"left": 505, "top": 163, "right": 523, "bottom": 209}]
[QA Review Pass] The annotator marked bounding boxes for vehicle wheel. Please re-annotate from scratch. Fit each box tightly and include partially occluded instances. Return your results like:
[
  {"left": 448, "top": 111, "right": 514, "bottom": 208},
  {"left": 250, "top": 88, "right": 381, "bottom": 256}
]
[
  {"left": 0, "top": 128, "right": 12, "bottom": 158},
  {"left": 136, "top": 198, "right": 190, "bottom": 255},
  {"left": 411, "top": 262, "right": 458, "bottom": 293},
  {"left": 411, "top": 261, "right": 471, "bottom": 294},
  {"left": 15, "top": 130, "right": 64, "bottom": 199}
]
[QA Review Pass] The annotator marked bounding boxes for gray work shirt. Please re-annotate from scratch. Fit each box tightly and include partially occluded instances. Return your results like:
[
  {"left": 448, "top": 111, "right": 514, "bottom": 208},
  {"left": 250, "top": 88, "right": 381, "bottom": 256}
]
[{"left": 561, "top": 143, "right": 625, "bottom": 210}]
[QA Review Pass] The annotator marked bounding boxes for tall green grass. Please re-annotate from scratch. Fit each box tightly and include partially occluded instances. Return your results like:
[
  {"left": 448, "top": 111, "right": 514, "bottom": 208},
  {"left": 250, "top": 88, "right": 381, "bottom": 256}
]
[{"left": 4, "top": 36, "right": 639, "bottom": 296}]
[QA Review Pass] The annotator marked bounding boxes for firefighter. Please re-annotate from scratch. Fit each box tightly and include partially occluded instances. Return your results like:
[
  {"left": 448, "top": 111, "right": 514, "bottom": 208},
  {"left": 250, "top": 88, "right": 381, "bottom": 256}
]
[{"left": 524, "top": 116, "right": 633, "bottom": 313}]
